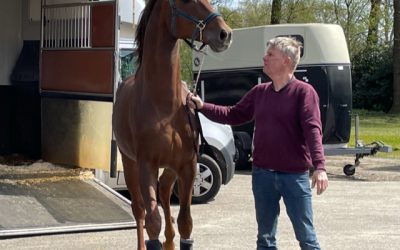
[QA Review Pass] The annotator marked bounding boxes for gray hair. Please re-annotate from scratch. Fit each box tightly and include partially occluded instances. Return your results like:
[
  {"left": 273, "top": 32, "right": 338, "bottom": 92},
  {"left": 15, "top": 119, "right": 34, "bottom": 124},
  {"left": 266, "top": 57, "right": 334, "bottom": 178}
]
[{"left": 267, "top": 37, "right": 302, "bottom": 70}]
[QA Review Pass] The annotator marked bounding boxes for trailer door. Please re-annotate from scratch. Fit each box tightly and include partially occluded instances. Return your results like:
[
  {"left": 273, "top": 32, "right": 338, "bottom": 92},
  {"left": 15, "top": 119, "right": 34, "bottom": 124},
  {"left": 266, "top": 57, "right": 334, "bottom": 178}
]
[
  {"left": 40, "top": 0, "right": 119, "bottom": 172},
  {"left": 0, "top": 0, "right": 138, "bottom": 238}
]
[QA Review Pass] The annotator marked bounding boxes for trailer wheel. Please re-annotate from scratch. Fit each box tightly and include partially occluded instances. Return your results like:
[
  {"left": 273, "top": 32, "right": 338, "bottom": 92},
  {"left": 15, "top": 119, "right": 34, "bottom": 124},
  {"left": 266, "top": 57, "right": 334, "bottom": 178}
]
[{"left": 343, "top": 164, "right": 356, "bottom": 176}]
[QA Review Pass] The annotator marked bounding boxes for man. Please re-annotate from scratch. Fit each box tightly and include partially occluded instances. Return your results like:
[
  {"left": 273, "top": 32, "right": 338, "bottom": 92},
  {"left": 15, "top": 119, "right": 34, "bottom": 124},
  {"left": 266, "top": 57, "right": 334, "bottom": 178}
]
[{"left": 189, "top": 37, "right": 328, "bottom": 250}]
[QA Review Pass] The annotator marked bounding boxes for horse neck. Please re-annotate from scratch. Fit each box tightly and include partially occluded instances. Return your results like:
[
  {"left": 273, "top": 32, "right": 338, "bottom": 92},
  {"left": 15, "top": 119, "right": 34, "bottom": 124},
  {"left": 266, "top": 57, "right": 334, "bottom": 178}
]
[{"left": 139, "top": 13, "right": 181, "bottom": 111}]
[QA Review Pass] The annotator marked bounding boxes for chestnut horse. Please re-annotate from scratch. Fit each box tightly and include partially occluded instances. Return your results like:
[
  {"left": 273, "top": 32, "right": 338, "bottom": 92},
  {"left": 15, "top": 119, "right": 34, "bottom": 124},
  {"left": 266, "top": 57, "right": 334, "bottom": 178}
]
[{"left": 112, "top": 0, "right": 231, "bottom": 249}]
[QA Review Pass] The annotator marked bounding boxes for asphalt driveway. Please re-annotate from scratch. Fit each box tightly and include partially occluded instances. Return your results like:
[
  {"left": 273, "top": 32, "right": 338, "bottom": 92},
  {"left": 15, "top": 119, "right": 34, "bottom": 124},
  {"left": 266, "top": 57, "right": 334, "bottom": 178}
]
[{"left": 1, "top": 156, "right": 399, "bottom": 250}]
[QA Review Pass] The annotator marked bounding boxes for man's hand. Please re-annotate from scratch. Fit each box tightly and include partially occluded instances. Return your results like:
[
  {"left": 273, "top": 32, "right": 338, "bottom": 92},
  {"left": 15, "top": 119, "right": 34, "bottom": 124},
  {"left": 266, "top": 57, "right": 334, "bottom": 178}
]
[
  {"left": 188, "top": 93, "right": 204, "bottom": 110},
  {"left": 311, "top": 169, "right": 328, "bottom": 195}
]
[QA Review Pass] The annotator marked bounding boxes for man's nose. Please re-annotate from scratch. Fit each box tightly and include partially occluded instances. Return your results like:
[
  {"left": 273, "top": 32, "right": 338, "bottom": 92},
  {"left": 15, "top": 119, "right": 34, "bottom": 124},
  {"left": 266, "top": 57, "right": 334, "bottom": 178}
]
[{"left": 263, "top": 55, "right": 268, "bottom": 62}]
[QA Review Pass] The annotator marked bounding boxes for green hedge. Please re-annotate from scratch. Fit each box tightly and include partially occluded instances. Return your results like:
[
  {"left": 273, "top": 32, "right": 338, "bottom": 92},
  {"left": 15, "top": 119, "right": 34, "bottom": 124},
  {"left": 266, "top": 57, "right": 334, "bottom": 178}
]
[{"left": 351, "top": 45, "right": 393, "bottom": 112}]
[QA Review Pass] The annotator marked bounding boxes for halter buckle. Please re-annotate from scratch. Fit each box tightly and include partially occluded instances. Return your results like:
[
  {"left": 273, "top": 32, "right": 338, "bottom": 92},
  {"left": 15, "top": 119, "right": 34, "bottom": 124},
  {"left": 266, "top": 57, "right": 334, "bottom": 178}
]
[
  {"left": 196, "top": 21, "right": 206, "bottom": 30},
  {"left": 196, "top": 21, "right": 205, "bottom": 41}
]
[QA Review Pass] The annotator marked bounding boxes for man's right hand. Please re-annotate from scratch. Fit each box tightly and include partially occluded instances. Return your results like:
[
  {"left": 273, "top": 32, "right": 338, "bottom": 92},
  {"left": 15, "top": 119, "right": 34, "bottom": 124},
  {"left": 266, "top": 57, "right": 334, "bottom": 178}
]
[{"left": 188, "top": 93, "right": 204, "bottom": 110}]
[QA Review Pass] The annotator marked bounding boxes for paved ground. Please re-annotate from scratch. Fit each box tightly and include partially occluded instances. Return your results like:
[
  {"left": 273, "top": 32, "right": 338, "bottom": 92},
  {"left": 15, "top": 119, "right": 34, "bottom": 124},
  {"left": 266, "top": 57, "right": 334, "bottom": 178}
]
[{"left": 0, "top": 156, "right": 399, "bottom": 250}]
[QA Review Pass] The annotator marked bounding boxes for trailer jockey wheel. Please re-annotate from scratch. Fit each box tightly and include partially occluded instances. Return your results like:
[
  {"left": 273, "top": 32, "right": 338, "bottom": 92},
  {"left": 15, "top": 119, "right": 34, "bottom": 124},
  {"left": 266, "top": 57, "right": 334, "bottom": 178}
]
[{"left": 343, "top": 164, "right": 356, "bottom": 176}]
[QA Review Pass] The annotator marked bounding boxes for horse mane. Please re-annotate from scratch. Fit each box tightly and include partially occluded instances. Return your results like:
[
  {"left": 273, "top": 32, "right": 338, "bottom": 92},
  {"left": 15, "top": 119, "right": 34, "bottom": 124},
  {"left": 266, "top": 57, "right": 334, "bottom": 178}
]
[{"left": 135, "top": 0, "right": 158, "bottom": 69}]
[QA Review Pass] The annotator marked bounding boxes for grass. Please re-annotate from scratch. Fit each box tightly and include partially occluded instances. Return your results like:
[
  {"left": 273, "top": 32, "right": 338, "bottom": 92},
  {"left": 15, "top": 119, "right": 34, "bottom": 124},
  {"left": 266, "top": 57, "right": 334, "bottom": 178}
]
[{"left": 347, "top": 109, "right": 400, "bottom": 158}]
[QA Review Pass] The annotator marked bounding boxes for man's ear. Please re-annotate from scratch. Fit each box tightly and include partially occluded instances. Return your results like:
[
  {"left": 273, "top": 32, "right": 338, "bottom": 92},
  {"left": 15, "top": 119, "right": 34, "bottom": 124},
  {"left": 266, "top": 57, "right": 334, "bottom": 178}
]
[{"left": 285, "top": 56, "right": 292, "bottom": 67}]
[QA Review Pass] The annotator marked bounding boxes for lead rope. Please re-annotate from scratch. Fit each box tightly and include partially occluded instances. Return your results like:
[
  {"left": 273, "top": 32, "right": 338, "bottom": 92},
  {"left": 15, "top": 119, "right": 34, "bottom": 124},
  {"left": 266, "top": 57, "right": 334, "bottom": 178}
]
[
  {"left": 192, "top": 45, "right": 208, "bottom": 95},
  {"left": 191, "top": 46, "right": 209, "bottom": 156}
]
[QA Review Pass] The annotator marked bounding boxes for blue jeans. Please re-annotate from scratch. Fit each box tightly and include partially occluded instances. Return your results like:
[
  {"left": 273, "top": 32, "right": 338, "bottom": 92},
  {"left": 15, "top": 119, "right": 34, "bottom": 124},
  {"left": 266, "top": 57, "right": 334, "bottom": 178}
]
[{"left": 252, "top": 166, "right": 320, "bottom": 250}]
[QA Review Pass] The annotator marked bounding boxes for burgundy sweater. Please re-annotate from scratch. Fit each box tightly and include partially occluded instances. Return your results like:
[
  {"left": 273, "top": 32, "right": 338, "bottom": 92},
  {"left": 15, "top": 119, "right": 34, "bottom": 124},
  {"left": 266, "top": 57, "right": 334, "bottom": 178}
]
[{"left": 201, "top": 78, "right": 326, "bottom": 172}]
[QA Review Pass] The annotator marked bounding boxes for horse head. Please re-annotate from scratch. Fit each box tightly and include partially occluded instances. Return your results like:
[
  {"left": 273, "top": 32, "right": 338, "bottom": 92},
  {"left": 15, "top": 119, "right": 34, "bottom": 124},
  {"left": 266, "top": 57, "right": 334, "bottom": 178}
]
[{"left": 167, "top": 0, "right": 232, "bottom": 52}]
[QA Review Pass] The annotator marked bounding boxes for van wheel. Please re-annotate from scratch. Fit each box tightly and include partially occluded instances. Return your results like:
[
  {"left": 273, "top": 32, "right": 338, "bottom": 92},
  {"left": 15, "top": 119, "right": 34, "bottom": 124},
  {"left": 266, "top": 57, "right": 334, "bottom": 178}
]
[{"left": 174, "top": 154, "right": 222, "bottom": 204}]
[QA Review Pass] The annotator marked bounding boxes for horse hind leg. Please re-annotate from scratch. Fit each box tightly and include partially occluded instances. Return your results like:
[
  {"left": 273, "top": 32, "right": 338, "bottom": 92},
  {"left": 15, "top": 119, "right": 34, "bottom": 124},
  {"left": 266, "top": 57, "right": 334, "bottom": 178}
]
[
  {"left": 120, "top": 153, "right": 147, "bottom": 250},
  {"left": 158, "top": 168, "right": 177, "bottom": 250}
]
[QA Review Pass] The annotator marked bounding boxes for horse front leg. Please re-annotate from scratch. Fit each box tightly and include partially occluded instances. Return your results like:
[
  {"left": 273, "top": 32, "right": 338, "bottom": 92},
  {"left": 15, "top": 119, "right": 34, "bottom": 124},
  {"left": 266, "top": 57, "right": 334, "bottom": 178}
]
[
  {"left": 138, "top": 160, "right": 162, "bottom": 250},
  {"left": 177, "top": 158, "right": 196, "bottom": 250},
  {"left": 121, "top": 153, "right": 146, "bottom": 250},
  {"left": 158, "top": 168, "right": 177, "bottom": 250}
]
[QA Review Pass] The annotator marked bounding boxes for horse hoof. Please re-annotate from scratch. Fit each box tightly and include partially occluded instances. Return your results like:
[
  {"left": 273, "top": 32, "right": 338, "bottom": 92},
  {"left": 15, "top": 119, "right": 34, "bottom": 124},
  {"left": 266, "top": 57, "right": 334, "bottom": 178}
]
[
  {"left": 180, "top": 238, "right": 194, "bottom": 250},
  {"left": 145, "top": 239, "right": 162, "bottom": 250}
]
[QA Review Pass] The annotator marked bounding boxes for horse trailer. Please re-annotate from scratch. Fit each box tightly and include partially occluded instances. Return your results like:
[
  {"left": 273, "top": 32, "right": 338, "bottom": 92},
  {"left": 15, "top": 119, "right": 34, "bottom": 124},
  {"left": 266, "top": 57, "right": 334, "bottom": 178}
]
[
  {"left": 0, "top": 0, "right": 147, "bottom": 237},
  {"left": 193, "top": 23, "right": 391, "bottom": 173}
]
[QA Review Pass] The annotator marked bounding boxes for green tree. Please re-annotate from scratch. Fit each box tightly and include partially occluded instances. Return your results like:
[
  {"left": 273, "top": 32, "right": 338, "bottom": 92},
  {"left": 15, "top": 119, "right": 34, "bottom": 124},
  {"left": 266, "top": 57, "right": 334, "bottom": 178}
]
[
  {"left": 218, "top": 6, "right": 244, "bottom": 28},
  {"left": 237, "top": 0, "right": 269, "bottom": 27},
  {"left": 352, "top": 45, "right": 393, "bottom": 112},
  {"left": 366, "top": 0, "right": 382, "bottom": 46},
  {"left": 271, "top": 0, "right": 282, "bottom": 24},
  {"left": 331, "top": 0, "right": 370, "bottom": 56},
  {"left": 179, "top": 41, "right": 195, "bottom": 87},
  {"left": 279, "top": 0, "right": 320, "bottom": 23},
  {"left": 383, "top": 0, "right": 394, "bottom": 45}
]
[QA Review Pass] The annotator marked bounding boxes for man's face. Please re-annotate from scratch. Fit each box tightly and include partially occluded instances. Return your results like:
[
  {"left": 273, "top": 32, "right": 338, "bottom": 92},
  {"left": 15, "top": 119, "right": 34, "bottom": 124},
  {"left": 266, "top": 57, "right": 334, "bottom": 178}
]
[{"left": 262, "top": 47, "right": 289, "bottom": 77}]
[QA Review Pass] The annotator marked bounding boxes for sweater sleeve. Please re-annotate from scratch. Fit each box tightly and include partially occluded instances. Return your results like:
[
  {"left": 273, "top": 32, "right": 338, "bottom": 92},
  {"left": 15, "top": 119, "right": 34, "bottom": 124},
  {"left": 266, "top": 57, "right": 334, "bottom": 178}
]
[
  {"left": 200, "top": 86, "right": 257, "bottom": 125},
  {"left": 299, "top": 86, "right": 326, "bottom": 171}
]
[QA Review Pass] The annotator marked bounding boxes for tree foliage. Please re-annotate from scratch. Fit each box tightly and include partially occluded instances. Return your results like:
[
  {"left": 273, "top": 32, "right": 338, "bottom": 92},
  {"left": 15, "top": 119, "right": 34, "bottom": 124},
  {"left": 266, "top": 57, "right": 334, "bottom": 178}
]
[
  {"left": 179, "top": 41, "right": 194, "bottom": 87},
  {"left": 352, "top": 44, "right": 393, "bottom": 112},
  {"left": 236, "top": 0, "right": 269, "bottom": 27},
  {"left": 366, "top": 0, "right": 382, "bottom": 46},
  {"left": 271, "top": 0, "right": 282, "bottom": 24}
]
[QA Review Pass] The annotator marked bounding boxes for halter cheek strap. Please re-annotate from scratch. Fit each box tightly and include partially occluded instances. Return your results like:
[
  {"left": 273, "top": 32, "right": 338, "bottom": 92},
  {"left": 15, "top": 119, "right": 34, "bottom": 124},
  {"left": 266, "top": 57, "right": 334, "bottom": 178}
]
[{"left": 168, "top": 0, "right": 221, "bottom": 52}]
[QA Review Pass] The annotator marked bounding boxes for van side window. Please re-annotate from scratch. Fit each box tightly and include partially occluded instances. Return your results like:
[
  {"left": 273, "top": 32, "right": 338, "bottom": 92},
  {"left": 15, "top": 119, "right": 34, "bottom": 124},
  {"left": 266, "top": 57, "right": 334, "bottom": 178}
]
[{"left": 277, "top": 35, "right": 304, "bottom": 58}]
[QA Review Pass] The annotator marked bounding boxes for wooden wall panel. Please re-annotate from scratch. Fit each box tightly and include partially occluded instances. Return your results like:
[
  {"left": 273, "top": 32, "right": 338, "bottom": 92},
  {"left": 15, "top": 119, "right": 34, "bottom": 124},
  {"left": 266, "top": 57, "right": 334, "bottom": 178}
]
[
  {"left": 41, "top": 50, "right": 114, "bottom": 94},
  {"left": 91, "top": 3, "right": 115, "bottom": 47}
]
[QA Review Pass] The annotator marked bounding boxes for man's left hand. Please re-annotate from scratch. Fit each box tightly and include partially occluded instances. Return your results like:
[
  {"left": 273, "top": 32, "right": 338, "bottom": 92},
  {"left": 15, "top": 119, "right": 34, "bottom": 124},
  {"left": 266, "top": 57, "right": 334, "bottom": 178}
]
[{"left": 311, "top": 169, "right": 328, "bottom": 195}]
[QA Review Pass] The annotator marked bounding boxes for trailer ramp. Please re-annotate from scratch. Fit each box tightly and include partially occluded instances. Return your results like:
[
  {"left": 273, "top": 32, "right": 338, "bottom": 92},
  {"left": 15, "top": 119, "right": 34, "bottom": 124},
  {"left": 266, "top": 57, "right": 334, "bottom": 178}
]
[{"left": 0, "top": 163, "right": 135, "bottom": 238}]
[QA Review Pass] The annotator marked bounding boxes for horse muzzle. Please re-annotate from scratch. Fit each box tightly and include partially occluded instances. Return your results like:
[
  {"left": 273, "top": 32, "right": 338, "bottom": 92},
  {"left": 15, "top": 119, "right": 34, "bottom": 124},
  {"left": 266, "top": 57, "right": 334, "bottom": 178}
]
[{"left": 206, "top": 26, "right": 232, "bottom": 53}]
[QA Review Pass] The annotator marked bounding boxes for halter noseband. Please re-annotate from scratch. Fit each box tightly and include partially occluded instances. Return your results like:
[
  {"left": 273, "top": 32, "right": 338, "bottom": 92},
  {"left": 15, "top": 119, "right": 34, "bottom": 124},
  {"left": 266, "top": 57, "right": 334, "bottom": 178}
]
[{"left": 168, "top": 0, "right": 221, "bottom": 52}]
